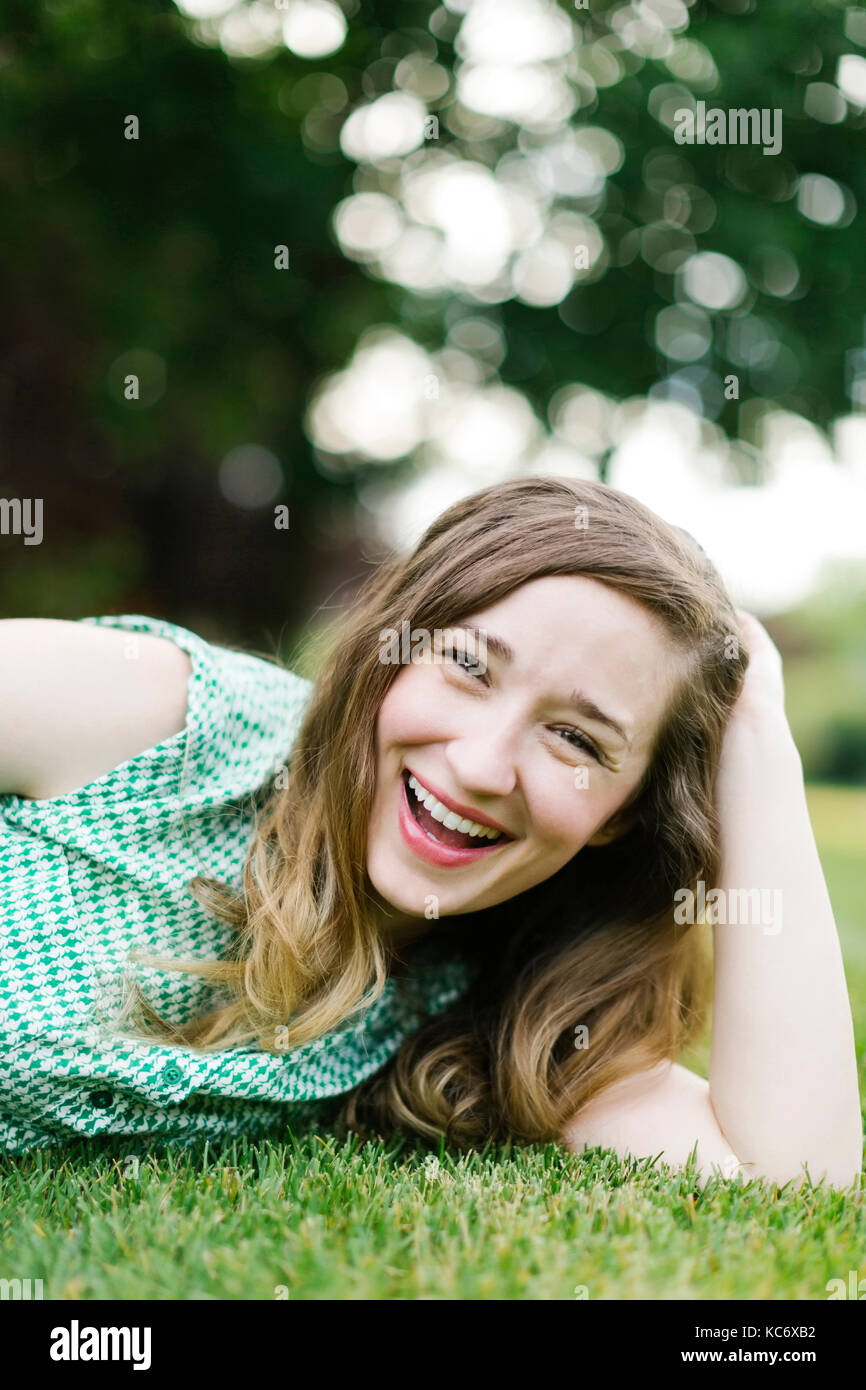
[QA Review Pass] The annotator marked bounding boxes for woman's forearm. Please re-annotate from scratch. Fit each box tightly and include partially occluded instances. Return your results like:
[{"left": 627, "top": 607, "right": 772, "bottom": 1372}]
[{"left": 708, "top": 701, "right": 863, "bottom": 1188}]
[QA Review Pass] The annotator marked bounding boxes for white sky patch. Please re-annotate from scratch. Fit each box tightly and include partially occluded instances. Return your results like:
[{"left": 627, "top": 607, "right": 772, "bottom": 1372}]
[
  {"left": 313, "top": 338, "right": 866, "bottom": 611},
  {"left": 523, "top": 439, "right": 600, "bottom": 481},
  {"left": 425, "top": 383, "right": 541, "bottom": 475},
  {"left": 609, "top": 405, "right": 866, "bottom": 613},
  {"left": 549, "top": 385, "right": 616, "bottom": 455},
  {"left": 359, "top": 465, "right": 494, "bottom": 552}
]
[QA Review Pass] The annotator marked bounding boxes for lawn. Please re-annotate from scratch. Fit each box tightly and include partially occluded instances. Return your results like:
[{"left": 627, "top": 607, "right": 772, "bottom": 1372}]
[{"left": 1, "top": 784, "right": 864, "bottom": 1302}]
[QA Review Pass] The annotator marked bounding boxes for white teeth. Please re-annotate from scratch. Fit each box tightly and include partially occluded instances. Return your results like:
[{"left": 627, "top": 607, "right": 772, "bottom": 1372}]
[{"left": 407, "top": 774, "right": 503, "bottom": 841}]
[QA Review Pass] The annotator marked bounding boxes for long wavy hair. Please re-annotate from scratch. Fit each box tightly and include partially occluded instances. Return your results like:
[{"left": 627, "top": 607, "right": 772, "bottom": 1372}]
[{"left": 125, "top": 475, "right": 749, "bottom": 1146}]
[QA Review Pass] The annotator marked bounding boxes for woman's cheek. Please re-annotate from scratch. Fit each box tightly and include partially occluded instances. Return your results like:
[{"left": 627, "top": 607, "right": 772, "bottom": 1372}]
[
  {"left": 524, "top": 779, "right": 590, "bottom": 847},
  {"left": 380, "top": 664, "right": 455, "bottom": 744},
  {"left": 530, "top": 772, "right": 614, "bottom": 847}
]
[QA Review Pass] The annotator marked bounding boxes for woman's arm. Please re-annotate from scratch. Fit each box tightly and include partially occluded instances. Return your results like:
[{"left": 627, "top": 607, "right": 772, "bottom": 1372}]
[
  {"left": 0, "top": 618, "right": 191, "bottom": 799},
  {"left": 561, "top": 1059, "right": 745, "bottom": 1186},
  {"left": 706, "top": 614, "right": 862, "bottom": 1189},
  {"left": 563, "top": 614, "right": 862, "bottom": 1190}
]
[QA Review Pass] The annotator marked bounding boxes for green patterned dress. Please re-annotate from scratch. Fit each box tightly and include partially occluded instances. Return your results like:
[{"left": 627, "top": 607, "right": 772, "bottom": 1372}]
[{"left": 0, "top": 613, "right": 474, "bottom": 1153}]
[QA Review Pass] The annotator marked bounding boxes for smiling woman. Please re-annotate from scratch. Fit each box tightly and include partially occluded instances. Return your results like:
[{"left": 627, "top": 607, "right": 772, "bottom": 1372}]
[
  {"left": 366, "top": 574, "right": 684, "bottom": 926},
  {"left": 0, "top": 475, "right": 860, "bottom": 1189}
]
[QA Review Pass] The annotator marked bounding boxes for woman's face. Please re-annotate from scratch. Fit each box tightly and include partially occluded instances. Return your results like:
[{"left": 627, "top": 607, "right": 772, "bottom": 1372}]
[{"left": 366, "top": 575, "right": 684, "bottom": 925}]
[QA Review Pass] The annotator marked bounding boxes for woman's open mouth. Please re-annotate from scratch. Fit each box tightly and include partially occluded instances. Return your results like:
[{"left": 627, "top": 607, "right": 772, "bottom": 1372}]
[{"left": 398, "top": 768, "right": 514, "bottom": 867}]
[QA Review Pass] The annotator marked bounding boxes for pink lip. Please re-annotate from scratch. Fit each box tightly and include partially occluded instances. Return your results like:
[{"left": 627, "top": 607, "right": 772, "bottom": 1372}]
[{"left": 398, "top": 774, "right": 512, "bottom": 868}]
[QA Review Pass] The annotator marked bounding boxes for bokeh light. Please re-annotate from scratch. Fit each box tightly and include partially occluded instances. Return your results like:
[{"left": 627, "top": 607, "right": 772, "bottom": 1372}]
[
  {"left": 282, "top": 0, "right": 346, "bottom": 59},
  {"left": 218, "top": 445, "right": 284, "bottom": 507}
]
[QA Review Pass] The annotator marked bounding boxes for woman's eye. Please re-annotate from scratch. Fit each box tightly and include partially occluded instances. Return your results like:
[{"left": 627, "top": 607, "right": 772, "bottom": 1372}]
[
  {"left": 553, "top": 727, "right": 602, "bottom": 762},
  {"left": 443, "top": 645, "right": 487, "bottom": 680}
]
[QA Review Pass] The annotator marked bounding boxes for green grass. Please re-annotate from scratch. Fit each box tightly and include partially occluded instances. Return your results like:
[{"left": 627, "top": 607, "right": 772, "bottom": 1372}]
[
  {"left": 2, "top": 784, "right": 864, "bottom": 1301},
  {"left": 2, "top": 1134, "right": 863, "bottom": 1301}
]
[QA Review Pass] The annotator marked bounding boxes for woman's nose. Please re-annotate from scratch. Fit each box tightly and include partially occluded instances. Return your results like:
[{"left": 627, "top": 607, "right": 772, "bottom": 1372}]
[{"left": 443, "top": 730, "right": 519, "bottom": 801}]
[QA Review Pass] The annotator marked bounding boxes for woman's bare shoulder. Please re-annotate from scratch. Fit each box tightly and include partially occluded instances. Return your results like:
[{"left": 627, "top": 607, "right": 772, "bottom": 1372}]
[{"left": 0, "top": 618, "right": 191, "bottom": 799}]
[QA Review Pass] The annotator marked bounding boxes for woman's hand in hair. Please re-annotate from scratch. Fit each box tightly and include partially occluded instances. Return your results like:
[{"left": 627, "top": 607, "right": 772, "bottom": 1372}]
[
  {"left": 730, "top": 609, "right": 786, "bottom": 722},
  {"left": 718, "top": 609, "right": 797, "bottom": 796},
  {"left": 706, "top": 611, "right": 862, "bottom": 1190}
]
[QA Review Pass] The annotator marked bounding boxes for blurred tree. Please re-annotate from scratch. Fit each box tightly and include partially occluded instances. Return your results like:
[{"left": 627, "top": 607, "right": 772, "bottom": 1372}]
[{"left": 0, "top": 0, "right": 864, "bottom": 645}]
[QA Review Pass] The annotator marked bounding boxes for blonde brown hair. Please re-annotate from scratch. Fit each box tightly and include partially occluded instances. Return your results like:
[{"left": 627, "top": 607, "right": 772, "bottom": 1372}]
[{"left": 128, "top": 476, "right": 749, "bottom": 1146}]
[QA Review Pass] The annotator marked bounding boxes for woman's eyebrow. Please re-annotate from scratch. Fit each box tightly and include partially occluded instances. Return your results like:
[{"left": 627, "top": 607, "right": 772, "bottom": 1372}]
[
  {"left": 476, "top": 628, "right": 632, "bottom": 747},
  {"left": 567, "top": 688, "right": 631, "bottom": 747},
  {"left": 474, "top": 630, "right": 513, "bottom": 663}
]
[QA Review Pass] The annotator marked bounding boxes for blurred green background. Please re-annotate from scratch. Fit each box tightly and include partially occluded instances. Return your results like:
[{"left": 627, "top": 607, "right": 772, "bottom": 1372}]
[{"left": 1, "top": 0, "right": 864, "bottom": 785}]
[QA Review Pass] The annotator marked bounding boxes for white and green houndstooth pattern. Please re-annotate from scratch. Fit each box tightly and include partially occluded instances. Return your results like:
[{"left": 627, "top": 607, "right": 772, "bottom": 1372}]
[{"left": 0, "top": 613, "right": 473, "bottom": 1153}]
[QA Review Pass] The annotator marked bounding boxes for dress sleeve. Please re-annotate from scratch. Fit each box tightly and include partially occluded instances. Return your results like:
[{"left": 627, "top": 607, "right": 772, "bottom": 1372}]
[{"left": 0, "top": 612, "right": 313, "bottom": 850}]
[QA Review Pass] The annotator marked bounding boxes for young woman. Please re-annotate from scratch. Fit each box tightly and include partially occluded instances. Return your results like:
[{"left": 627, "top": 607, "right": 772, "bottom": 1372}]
[{"left": 0, "top": 476, "right": 861, "bottom": 1189}]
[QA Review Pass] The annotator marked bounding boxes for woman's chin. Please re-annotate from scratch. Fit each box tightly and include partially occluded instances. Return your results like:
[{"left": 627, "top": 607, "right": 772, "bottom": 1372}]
[
  {"left": 367, "top": 859, "right": 464, "bottom": 922},
  {"left": 366, "top": 857, "right": 424, "bottom": 911}
]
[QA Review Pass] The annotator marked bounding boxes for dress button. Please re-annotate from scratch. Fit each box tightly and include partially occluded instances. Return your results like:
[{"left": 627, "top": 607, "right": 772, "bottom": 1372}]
[
  {"left": 161, "top": 1064, "right": 183, "bottom": 1085},
  {"left": 89, "top": 1089, "right": 114, "bottom": 1109}
]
